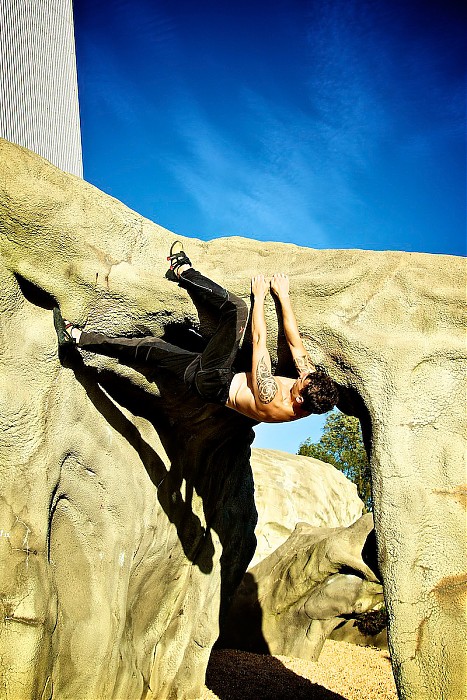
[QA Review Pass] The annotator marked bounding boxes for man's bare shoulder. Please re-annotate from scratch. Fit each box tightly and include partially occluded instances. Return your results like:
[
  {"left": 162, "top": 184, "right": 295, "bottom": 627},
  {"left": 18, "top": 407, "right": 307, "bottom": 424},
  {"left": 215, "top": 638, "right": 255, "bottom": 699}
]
[{"left": 226, "top": 372, "right": 301, "bottom": 423}]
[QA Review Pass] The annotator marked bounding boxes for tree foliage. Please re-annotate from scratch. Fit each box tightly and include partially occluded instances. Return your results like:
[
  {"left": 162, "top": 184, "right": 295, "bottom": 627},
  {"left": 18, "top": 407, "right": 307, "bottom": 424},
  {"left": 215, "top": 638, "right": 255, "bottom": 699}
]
[{"left": 298, "top": 410, "right": 372, "bottom": 510}]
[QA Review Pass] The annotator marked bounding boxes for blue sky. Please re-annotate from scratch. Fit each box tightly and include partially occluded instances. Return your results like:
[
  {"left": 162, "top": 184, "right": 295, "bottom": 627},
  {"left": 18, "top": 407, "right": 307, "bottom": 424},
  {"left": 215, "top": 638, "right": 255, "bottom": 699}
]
[{"left": 73, "top": 0, "right": 466, "bottom": 453}]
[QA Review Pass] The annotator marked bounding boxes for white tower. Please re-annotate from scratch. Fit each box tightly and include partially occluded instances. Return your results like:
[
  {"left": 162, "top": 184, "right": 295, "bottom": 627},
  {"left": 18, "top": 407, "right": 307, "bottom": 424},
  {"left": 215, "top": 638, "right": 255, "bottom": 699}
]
[{"left": 0, "top": 0, "right": 83, "bottom": 177}]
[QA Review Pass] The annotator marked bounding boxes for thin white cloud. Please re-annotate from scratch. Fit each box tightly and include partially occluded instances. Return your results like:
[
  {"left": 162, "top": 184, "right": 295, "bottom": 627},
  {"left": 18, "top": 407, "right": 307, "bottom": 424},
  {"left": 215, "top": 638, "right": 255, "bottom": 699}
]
[{"left": 165, "top": 88, "right": 335, "bottom": 245}]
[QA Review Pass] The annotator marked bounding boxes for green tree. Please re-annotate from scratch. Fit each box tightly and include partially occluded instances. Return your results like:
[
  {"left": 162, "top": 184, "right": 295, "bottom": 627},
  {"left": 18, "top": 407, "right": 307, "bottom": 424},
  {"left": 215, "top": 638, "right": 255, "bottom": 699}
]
[{"left": 298, "top": 410, "right": 372, "bottom": 510}]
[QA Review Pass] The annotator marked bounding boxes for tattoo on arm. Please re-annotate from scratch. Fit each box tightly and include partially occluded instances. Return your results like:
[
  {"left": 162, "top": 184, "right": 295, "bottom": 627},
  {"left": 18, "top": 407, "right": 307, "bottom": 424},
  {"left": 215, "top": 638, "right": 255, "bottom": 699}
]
[
  {"left": 256, "top": 356, "right": 278, "bottom": 404},
  {"left": 294, "top": 354, "right": 311, "bottom": 375}
]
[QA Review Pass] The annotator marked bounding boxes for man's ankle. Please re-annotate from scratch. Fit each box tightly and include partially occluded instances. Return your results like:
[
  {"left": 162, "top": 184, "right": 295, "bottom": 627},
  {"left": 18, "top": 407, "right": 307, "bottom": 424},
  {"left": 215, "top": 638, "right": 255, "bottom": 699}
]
[
  {"left": 177, "top": 263, "right": 191, "bottom": 277},
  {"left": 70, "top": 326, "right": 82, "bottom": 343}
]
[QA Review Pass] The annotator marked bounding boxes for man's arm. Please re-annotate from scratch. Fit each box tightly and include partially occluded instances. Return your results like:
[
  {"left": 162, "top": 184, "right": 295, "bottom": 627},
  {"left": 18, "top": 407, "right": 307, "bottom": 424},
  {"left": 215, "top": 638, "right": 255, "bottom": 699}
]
[
  {"left": 251, "top": 275, "right": 278, "bottom": 405},
  {"left": 270, "top": 273, "right": 315, "bottom": 376}
]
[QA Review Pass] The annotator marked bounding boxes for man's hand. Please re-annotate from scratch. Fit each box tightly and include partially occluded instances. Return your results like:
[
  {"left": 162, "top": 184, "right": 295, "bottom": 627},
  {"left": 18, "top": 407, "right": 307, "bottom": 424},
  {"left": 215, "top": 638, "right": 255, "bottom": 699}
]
[
  {"left": 251, "top": 275, "right": 269, "bottom": 299},
  {"left": 270, "top": 273, "right": 290, "bottom": 299}
]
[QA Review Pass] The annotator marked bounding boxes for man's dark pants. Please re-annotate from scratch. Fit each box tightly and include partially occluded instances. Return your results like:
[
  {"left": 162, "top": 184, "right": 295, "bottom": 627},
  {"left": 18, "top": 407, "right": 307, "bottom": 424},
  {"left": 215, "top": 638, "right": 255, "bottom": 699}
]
[{"left": 77, "top": 269, "right": 249, "bottom": 405}]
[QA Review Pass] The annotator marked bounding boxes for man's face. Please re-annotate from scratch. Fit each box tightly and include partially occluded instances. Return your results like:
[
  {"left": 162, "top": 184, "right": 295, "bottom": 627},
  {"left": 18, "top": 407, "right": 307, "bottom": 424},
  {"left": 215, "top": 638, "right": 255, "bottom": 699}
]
[{"left": 290, "top": 372, "right": 314, "bottom": 404}]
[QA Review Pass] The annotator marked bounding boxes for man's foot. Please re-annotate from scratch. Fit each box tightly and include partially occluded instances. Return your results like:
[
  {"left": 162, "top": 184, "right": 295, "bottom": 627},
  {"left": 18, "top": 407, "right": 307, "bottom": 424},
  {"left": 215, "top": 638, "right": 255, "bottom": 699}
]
[
  {"left": 166, "top": 240, "right": 192, "bottom": 281},
  {"left": 53, "top": 307, "right": 81, "bottom": 347}
]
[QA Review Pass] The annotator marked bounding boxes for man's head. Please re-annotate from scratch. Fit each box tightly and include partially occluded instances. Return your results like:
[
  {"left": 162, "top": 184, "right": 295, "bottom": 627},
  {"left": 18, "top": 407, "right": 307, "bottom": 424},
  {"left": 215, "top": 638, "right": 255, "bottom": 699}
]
[{"left": 291, "top": 370, "right": 338, "bottom": 415}]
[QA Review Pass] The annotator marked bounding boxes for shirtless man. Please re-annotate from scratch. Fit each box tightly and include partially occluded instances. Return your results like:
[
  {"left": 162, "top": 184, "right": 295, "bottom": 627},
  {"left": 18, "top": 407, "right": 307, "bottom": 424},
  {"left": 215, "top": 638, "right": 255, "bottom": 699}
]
[
  {"left": 53, "top": 244, "right": 338, "bottom": 422},
  {"left": 227, "top": 272, "right": 337, "bottom": 422}
]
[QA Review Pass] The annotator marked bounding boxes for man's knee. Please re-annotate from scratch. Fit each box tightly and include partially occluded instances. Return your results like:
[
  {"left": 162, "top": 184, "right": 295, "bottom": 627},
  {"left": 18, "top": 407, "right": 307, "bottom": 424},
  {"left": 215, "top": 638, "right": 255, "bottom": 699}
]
[
  {"left": 227, "top": 293, "right": 249, "bottom": 327},
  {"left": 226, "top": 292, "right": 247, "bottom": 313}
]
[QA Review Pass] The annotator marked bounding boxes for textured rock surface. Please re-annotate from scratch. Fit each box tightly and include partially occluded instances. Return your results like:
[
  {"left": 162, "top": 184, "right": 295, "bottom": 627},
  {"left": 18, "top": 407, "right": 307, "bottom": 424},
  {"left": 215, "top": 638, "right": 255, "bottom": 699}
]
[
  {"left": 250, "top": 448, "right": 364, "bottom": 566},
  {"left": 218, "top": 513, "right": 384, "bottom": 659},
  {"left": 244, "top": 450, "right": 386, "bottom": 650},
  {"left": 0, "top": 140, "right": 258, "bottom": 700},
  {"left": 0, "top": 139, "right": 466, "bottom": 699}
]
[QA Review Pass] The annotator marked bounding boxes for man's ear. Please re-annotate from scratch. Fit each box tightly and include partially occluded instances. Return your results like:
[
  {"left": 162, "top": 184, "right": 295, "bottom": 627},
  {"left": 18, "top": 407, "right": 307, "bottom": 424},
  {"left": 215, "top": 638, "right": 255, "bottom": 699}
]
[{"left": 295, "top": 395, "right": 304, "bottom": 404}]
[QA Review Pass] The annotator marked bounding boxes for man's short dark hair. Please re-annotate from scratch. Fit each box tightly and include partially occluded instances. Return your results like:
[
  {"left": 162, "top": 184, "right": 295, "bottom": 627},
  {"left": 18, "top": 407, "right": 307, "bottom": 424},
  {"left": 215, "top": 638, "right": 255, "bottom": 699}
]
[{"left": 300, "top": 370, "right": 338, "bottom": 414}]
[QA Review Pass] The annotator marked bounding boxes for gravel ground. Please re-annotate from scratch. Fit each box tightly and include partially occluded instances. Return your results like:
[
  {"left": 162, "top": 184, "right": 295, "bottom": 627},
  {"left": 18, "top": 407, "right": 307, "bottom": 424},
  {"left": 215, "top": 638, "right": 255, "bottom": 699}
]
[{"left": 200, "top": 640, "right": 397, "bottom": 700}]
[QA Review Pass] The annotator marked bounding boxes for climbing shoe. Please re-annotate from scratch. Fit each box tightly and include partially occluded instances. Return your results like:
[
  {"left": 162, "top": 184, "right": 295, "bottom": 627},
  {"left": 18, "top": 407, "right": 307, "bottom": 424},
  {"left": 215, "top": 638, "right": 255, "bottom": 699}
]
[
  {"left": 53, "top": 307, "right": 76, "bottom": 348},
  {"left": 165, "top": 240, "right": 191, "bottom": 281}
]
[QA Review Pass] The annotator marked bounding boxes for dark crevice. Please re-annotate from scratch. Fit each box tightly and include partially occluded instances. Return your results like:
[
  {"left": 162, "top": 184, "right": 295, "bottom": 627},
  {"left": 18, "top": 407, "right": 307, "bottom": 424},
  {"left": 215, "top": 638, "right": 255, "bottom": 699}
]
[
  {"left": 362, "top": 528, "right": 382, "bottom": 581},
  {"left": 47, "top": 491, "right": 68, "bottom": 562},
  {"left": 336, "top": 384, "right": 372, "bottom": 458},
  {"left": 15, "top": 273, "right": 57, "bottom": 310}
]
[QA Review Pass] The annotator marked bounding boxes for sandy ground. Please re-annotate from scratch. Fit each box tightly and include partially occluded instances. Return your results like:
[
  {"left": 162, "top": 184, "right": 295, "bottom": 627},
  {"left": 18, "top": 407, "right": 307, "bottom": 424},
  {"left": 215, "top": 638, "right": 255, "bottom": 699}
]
[{"left": 200, "top": 640, "right": 397, "bottom": 700}]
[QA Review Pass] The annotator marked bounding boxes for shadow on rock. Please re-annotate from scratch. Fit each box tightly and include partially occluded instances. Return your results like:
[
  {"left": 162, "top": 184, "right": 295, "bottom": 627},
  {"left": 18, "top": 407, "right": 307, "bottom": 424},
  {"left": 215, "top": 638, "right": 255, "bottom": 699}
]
[{"left": 216, "top": 572, "right": 269, "bottom": 653}]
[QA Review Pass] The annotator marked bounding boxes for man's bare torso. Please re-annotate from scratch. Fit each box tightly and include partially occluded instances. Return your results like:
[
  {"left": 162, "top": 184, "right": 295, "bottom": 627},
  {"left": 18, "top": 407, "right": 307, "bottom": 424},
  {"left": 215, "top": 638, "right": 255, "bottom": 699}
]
[{"left": 226, "top": 372, "right": 305, "bottom": 423}]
